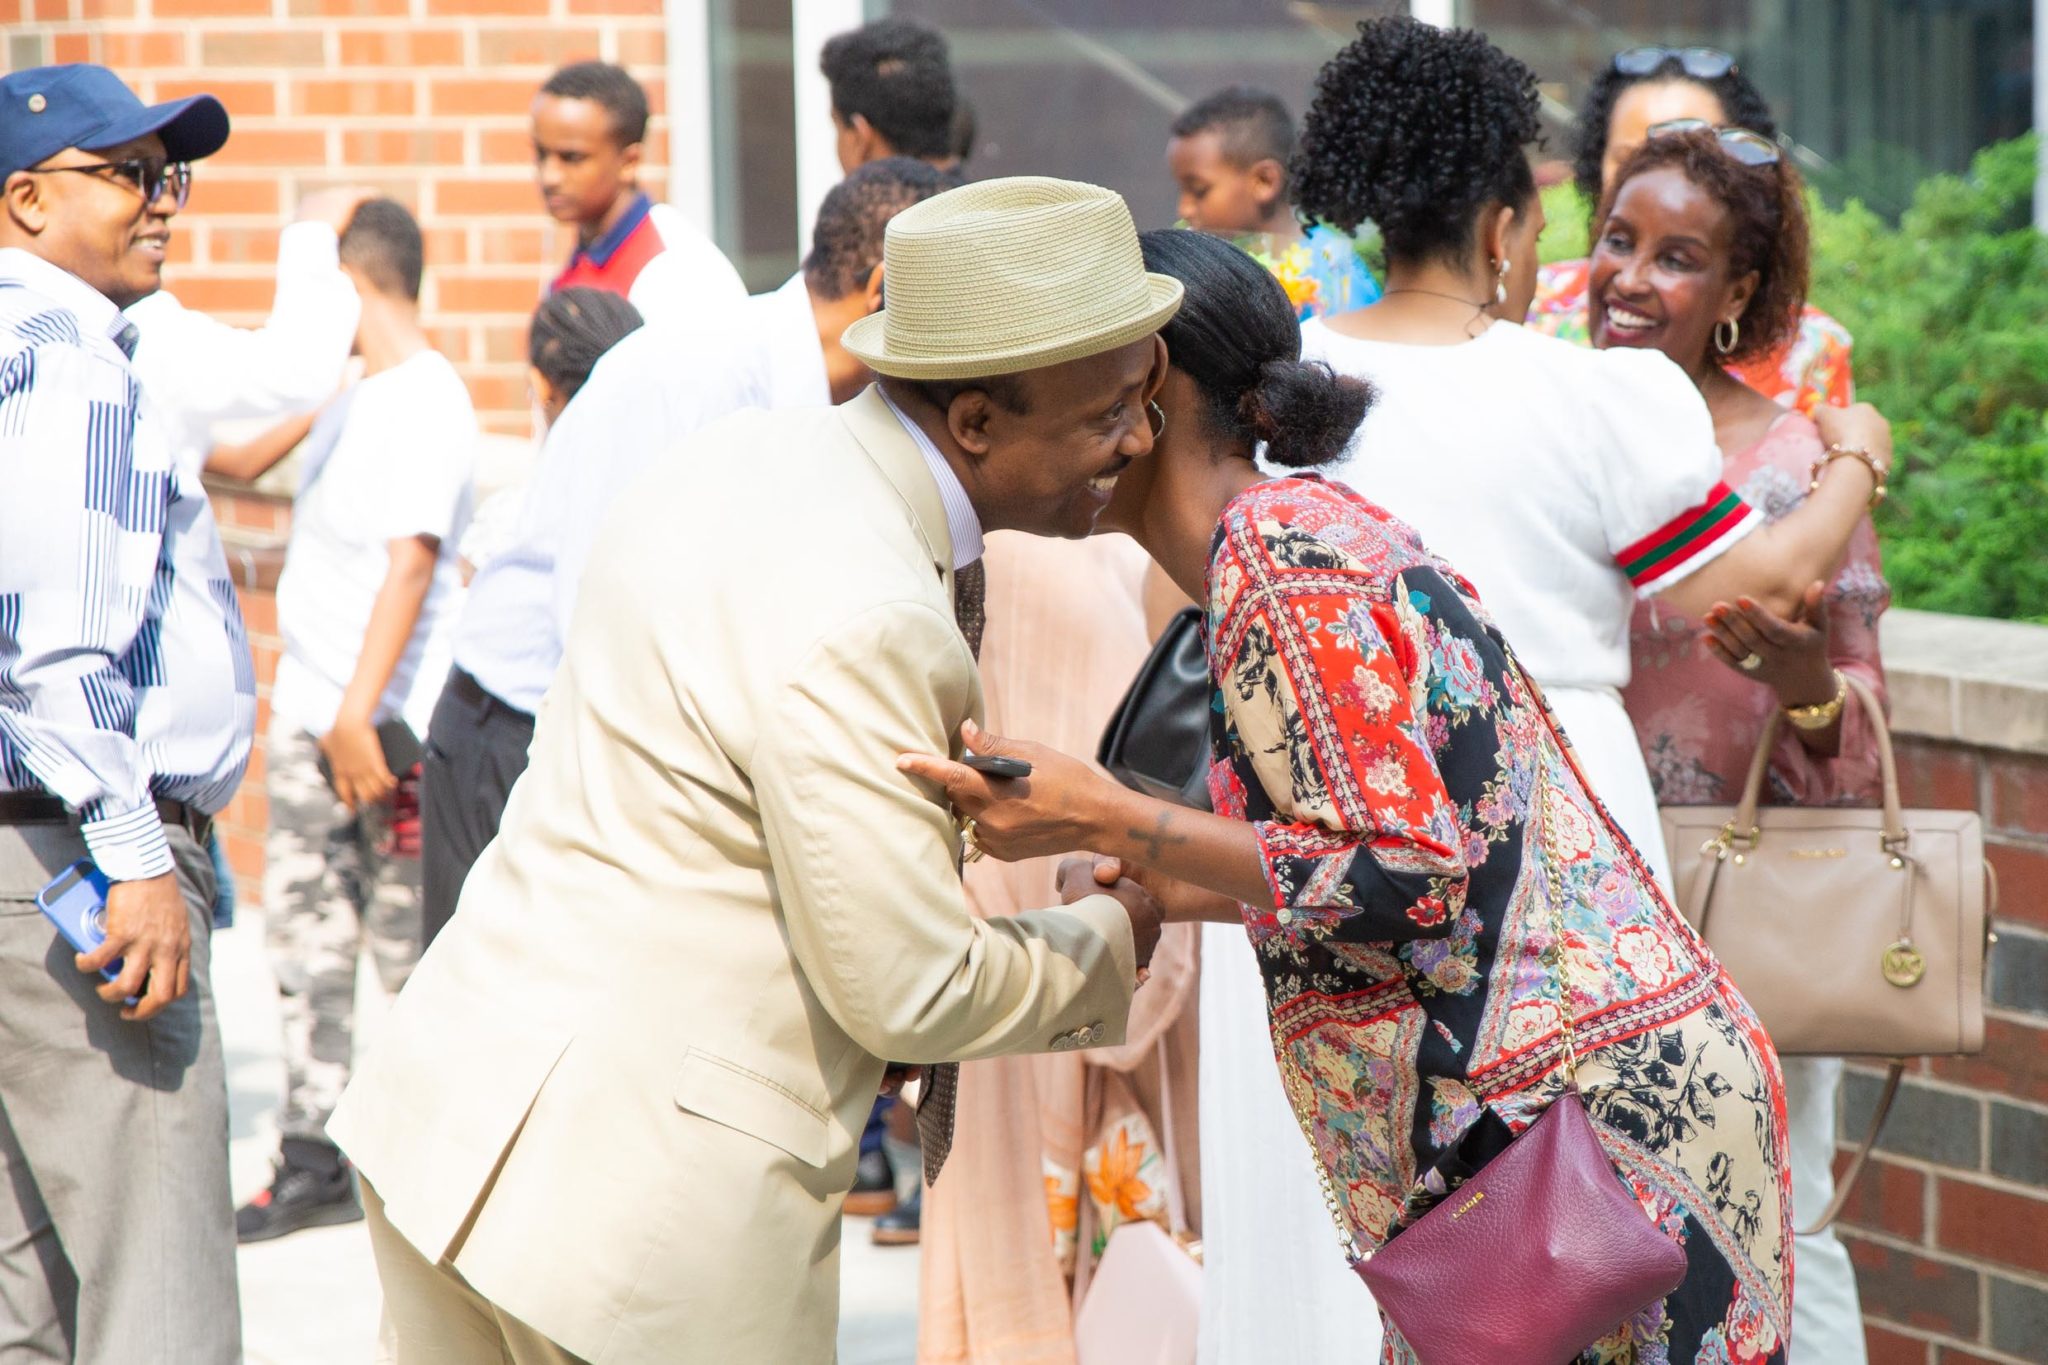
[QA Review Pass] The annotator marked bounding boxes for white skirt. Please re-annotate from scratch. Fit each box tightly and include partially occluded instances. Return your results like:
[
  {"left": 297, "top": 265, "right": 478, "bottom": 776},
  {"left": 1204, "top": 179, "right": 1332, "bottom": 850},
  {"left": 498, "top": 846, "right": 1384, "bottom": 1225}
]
[{"left": 1196, "top": 920, "right": 1384, "bottom": 1365}]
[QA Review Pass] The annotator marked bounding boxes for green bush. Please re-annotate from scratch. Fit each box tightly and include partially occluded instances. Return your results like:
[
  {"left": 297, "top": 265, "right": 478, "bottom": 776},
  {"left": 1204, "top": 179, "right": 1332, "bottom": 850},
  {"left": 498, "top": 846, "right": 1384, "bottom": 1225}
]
[
  {"left": 1809, "top": 134, "right": 2048, "bottom": 623},
  {"left": 1533, "top": 137, "right": 2048, "bottom": 623}
]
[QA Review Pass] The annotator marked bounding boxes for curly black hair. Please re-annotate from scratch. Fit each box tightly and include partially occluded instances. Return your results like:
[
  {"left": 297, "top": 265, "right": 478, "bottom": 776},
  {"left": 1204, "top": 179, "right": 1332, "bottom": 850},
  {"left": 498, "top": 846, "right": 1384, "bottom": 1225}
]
[
  {"left": 802, "top": 157, "right": 944, "bottom": 299},
  {"left": 528, "top": 287, "right": 643, "bottom": 406},
  {"left": 1596, "top": 131, "right": 1809, "bottom": 366},
  {"left": 1292, "top": 17, "right": 1541, "bottom": 268},
  {"left": 1139, "top": 229, "right": 1372, "bottom": 469},
  {"left": 1570, "top": 56, "right": 1775, "bottom": 204},
  {"left": 819, "top": 18, "right": 956, "bottom": 162}
]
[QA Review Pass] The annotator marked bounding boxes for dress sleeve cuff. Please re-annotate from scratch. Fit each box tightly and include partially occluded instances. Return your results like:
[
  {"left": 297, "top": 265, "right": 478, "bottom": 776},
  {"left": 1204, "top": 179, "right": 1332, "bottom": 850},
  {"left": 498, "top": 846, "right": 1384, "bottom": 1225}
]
[
  {"left": 80, "top": 804, "right": 174, "bottom": 881},
  {"left": 1617, "top": 481, "right": 1764, "bottom": 597}
]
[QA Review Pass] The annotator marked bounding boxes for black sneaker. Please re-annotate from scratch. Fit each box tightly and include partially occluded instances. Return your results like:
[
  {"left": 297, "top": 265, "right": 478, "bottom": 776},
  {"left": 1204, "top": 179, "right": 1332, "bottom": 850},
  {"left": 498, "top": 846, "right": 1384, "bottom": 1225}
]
[
  {"left": 872, "top": 1186, "right": 921, "bottom": 1246},
  {"left": 235, "top": 1137, "right": 364, "bottom": 1243},
  {"left": 844, "top": 1147, "right": 898, "bottom": 1218}
]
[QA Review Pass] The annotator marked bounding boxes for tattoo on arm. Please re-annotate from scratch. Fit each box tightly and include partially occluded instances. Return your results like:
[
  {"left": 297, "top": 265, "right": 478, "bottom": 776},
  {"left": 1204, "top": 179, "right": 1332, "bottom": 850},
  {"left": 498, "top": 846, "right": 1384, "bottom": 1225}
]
[{"left": 1128, "top": 808, "right": 1189, "bottom": 865}]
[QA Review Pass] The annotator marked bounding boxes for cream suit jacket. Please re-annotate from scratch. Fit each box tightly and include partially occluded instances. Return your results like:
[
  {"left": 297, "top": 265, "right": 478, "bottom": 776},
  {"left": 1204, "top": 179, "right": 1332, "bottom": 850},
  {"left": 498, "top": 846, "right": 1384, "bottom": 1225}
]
[{"left": 327, "top": 387, "right": 1138, "bottom": 1363}]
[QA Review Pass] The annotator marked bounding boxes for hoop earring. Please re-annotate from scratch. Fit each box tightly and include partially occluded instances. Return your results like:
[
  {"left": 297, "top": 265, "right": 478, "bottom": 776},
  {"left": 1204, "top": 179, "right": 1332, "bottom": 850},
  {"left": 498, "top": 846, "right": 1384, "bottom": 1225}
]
[
  {"left": 1146, "top": 400, "right": 1166, "bottom": 440},
  {"left": 1494, "top": 256, "right": 1510, "bottom": 306},
  {"left": 1715, "top": 317, "right": 1740, "bottom": 355}
]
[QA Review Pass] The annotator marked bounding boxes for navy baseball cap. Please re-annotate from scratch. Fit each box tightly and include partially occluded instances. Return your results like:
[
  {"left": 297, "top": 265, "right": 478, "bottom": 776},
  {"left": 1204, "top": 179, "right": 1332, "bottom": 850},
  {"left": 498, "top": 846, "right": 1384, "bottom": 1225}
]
[{"left": 0, "top": 65, "right": 229, "bottom": 180}]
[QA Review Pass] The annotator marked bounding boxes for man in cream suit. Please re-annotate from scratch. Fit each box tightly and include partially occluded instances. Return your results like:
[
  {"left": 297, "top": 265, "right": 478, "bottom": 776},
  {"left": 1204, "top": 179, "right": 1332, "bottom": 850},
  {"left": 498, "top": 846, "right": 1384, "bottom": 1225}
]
[{"left": 328, "top": 177, "right": 1182, "bottom": 1364}]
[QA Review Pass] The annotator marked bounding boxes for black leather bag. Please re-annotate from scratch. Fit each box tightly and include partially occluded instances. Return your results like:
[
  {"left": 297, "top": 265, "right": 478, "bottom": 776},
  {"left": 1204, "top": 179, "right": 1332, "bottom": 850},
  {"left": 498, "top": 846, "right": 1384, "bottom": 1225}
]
[{"left": 1096, "top": 608, "right": 1213, "bottom": 811}]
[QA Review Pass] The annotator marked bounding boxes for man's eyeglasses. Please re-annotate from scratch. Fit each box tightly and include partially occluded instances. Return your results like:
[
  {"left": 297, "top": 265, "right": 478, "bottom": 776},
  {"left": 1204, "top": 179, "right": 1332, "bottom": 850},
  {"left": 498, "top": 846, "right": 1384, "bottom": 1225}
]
[
  {"left": 27, "top": 157, "right": 193, "bottom": 210},
  {"left": 1646, "top": 119, "right": 1782, "bottom": 168},
  {"left": 1612, "top": 46, "right": 1738, "bottom": 80}
]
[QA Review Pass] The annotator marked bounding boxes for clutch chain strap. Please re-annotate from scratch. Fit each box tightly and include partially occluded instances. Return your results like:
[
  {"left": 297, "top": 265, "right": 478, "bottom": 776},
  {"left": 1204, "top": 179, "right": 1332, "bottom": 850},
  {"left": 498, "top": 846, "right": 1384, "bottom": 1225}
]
[{"left": 1306, "top": 762, "right": 1581, "bottom": 1264}]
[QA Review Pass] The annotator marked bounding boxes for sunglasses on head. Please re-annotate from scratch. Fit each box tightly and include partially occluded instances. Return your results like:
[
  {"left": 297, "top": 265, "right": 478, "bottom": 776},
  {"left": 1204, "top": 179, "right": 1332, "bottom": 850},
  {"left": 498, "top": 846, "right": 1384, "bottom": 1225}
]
[
  {"left": 28, "top": 156, "right": 194, "bottom": 210},
  {"left": 1612, "top": 46, "right": 1737, "bottom": 80},
  {"left": 1646, "top": 119, "right": 1781, "bottom": 167}
]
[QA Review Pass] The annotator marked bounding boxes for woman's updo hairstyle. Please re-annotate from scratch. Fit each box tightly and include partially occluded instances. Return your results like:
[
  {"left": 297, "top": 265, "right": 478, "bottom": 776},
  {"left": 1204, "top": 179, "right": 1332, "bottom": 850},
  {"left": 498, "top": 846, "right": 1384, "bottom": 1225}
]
[
  {"left": 1571, "top": 57, "right": 1776, "bottom": 205},
  {"left": 1598, "top": 130, "right": 1809, "bottom": 365},
  {"left": 1292, "top": 17, "right": 1541, "bottom": 268},
  {"left": 1138, "top": 228, "right": 1372, "bottom": 470}
]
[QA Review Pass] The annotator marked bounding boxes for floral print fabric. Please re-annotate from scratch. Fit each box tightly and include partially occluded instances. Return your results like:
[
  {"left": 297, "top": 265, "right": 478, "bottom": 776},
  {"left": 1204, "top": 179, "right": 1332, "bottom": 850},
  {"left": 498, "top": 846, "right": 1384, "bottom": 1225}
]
[
  {"left": 1528, "top": 258, "right": 1855, "bottom": 415},
  {"left": 1206, "top": 476, "right": 1792, "bottom": 1363}
]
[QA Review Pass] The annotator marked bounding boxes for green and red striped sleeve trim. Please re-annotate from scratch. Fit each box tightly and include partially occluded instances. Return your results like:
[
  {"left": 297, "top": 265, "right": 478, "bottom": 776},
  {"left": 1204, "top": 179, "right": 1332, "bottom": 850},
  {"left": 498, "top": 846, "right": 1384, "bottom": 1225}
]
[{"left": 1616, "top": 481, "right": 1762, "bottom": 594}]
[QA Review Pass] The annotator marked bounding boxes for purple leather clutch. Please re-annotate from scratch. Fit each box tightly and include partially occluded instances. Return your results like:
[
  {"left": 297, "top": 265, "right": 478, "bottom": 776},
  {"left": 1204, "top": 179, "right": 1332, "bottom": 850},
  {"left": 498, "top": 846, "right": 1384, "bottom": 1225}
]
[{"left": 1354, "top": 1090, "right": 1685, "bottom": 1365}]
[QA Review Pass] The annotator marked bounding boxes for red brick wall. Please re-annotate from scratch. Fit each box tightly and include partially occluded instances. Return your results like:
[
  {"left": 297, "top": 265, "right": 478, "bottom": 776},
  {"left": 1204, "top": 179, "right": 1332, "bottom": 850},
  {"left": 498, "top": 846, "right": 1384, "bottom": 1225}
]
[
  {"left": 4, "top": 0, "right": 670, "bottom": 433},
  {"left": 1842, "top": 736, "right": 2048, "bottom": 1364},
  {"left": 208, "top": 483, "right": 287, "bottom": 902}
]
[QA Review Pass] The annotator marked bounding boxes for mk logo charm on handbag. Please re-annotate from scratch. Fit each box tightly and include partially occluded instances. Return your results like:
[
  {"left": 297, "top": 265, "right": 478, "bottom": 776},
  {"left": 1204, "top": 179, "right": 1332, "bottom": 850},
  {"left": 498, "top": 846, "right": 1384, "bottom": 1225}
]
[{"left": 1882, "top": 939, "right": 1927, "bottom": 987}]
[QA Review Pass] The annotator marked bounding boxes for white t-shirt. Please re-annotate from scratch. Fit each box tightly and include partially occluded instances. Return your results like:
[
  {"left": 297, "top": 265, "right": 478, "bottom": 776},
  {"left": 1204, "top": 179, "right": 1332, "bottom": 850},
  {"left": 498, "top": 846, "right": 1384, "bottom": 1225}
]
[
  {"left": 1300, "top": 318, "right": 1759, "bottom": 693},
  {"left": 273, "top": 349, "right": 477, "bottom": 739}
]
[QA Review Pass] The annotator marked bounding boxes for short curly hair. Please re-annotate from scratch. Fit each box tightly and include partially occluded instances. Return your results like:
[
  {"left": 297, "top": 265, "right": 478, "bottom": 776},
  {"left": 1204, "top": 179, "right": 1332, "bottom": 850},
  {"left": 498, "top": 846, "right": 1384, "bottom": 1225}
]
[
  {"left": 1292, "top": 17, "right": 1541, "bottom": 267},
  {"left": 1570, "top": 57, "right": 1775, "bottom": 205},
  {"left": 1596, "top": 130, "right": 1809, "bottom": 365},
  {"left": 802, "top": 157, "right": 944, "bottom": 299}
]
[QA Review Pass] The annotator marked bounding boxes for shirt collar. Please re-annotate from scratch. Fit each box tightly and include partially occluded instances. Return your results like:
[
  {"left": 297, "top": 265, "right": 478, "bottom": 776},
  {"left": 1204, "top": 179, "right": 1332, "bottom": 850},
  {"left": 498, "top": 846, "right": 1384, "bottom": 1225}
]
[
  {"left": 0, "top": 248, "right": 139, "bottom": 357},
  {"left": 879, "top": 385, "right": 984, "bottom": 571},
  {"left": 571, "top": 193, "right": 653, "bottom": 270}
]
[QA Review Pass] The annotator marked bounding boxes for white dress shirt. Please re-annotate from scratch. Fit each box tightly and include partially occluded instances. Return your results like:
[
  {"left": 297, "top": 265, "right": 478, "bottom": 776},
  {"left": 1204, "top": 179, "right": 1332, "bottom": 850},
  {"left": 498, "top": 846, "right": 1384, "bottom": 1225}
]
[
  {"left": 125, "top": 222, "right": 361, "bottom": 479},
  {"left": 878, "top": 386, "right": 984, "bottom": 571},
  {"left": 454, "top": 274, "right": 831, "bottom": 714},
  {"left": 0, "top": 250, "right": 257, "bottom": 879}
]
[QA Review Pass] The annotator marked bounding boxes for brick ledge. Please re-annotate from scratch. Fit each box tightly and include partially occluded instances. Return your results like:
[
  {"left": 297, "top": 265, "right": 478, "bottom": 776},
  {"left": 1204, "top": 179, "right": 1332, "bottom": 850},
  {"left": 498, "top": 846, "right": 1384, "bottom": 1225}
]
[{"left": 1880, "top": 610, "right": 2048, "bottom": 755}]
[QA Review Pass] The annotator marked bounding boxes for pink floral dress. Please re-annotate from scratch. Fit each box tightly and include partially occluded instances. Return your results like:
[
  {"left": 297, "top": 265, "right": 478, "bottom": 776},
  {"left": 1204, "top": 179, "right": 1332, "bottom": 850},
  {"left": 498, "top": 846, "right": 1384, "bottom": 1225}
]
[{"left": 1622, "top": 414, "right": 1890, "bottom": 808}]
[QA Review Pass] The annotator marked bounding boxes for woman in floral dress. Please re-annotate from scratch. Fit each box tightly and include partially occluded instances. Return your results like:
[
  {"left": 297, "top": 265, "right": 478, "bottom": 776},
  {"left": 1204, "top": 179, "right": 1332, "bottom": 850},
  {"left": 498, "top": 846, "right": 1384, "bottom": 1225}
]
[
  {"left": 906, "top": 227, "right": 1805, "bottom": 1363},
  {"left": 1526, "top": 46, "right": 1854, "bottom": 415},
  {"left": 1594, "top": 128, "right": 1891, "bottom": 1364}
]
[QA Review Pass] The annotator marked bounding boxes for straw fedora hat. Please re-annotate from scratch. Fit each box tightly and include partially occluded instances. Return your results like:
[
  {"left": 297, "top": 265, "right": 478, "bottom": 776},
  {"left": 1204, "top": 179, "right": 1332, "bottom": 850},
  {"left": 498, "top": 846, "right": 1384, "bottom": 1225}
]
[{"left": 843, "top": 176, "right": 1183, "bottom": 381}]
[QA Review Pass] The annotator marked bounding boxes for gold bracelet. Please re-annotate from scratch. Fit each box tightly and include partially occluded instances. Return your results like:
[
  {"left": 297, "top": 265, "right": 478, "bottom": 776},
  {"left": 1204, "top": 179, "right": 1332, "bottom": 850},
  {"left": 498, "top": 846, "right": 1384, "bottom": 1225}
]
[
  {"left": 1783, "top": 669, "right": 1848, "bottom": 730},
  {"left": 1809, "top": 443, "right": 1889, "bottom": 510}
]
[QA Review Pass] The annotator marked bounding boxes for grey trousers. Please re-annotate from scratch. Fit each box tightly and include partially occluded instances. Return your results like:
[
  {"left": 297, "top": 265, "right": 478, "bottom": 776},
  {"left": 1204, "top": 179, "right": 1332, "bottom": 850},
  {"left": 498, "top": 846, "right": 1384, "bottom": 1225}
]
[{"left": 0, "top": 819, "right": 239, "bottom": 1364}]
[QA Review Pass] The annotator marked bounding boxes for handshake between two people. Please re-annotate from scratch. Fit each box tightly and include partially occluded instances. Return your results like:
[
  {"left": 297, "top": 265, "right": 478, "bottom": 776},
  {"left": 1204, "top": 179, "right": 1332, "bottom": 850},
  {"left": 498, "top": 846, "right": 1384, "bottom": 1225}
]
[{"left": 898, "top": 719, "right": 1264, "bottom": 972}]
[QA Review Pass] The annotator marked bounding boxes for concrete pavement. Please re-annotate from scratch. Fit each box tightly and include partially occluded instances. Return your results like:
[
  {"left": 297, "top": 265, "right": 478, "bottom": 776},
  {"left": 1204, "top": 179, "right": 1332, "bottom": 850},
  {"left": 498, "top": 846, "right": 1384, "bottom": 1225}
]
[{"left": 219, "top": 914, "right": 921, "bottom": 1363}]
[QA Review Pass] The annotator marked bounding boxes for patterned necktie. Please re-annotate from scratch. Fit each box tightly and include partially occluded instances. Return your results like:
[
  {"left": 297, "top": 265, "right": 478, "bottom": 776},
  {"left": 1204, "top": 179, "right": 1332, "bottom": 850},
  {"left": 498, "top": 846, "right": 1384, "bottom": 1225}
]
[{"left": 915, "top": 557, "right": 986, "bottom": 1184}]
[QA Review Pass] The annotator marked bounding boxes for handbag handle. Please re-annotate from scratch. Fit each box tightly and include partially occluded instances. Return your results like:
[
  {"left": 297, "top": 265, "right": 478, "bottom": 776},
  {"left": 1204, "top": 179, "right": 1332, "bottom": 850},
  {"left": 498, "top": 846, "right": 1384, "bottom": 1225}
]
[{"left": 1720, "top": 673, "right": 1904, "bottom": 855}]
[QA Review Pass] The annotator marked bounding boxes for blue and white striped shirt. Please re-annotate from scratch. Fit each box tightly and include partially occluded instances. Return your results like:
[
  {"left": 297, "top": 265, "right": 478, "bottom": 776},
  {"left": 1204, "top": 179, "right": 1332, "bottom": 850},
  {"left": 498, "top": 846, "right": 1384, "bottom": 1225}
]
[{"left": 0, "top": 249, "right": 256, "bottom": 880}]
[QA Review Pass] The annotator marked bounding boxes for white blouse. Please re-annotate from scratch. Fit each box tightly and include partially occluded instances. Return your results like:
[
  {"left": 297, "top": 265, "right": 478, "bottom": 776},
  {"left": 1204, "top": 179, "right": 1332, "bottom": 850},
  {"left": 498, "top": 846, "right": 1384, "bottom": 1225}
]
[{"left": 1300, "top": 318, "right": 1758, "bottom": 693}]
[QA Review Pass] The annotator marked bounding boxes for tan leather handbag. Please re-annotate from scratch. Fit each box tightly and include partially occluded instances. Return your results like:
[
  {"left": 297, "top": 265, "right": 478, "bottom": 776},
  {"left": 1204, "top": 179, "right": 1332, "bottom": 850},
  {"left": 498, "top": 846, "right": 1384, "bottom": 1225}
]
[{"left": 1659, "top": 673, "right": 1997, "bottom": 1231}]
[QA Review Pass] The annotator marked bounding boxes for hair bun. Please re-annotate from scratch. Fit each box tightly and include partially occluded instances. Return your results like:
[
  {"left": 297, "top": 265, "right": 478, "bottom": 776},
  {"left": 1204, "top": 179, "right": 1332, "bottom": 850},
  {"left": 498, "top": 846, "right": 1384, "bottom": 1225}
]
[{"left": 1240, "top": 359, "right": 1375, "bottom": 468}]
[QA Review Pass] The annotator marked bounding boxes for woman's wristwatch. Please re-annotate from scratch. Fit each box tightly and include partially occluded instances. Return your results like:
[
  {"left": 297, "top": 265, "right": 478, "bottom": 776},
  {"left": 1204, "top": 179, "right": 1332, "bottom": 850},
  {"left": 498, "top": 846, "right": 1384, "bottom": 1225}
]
[
  {"left": 1783, "top": 669, "right": 1849, "bottom": 730},
  {"left": 1809, "top": 444, "right": 1889, "bottom": 509}
]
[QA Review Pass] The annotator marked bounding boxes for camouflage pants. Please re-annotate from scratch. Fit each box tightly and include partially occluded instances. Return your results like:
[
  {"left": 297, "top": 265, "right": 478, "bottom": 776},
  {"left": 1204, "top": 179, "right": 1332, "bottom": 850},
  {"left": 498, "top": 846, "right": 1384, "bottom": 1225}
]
[{"left": 265, "top": 719, "right": 422, "bottom": 1139}]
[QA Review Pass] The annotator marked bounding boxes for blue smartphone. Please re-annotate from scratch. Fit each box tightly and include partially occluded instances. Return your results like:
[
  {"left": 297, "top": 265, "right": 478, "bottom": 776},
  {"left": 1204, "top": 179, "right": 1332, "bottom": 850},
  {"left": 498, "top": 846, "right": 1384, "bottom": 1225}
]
[{"left": 36, "top": 859, "right": 125, "bottom": 987}]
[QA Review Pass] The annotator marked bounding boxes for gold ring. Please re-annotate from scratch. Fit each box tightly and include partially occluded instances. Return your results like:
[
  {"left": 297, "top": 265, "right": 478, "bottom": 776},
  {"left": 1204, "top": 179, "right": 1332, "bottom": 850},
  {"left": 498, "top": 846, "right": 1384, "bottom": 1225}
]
[
  {"left": 1738, "top": 652, "right": 1764, "bottom": 672},
  {"left": 960, "top": 816, "right": 986, "bottom": 864}
]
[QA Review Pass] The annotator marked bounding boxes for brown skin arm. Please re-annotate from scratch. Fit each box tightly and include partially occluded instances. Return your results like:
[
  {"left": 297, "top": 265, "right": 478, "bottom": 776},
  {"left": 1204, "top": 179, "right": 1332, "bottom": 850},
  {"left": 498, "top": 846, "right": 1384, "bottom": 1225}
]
[
  {"left": 1655, "top": 403, "right": 1890, "bottom": 620},
  {"left": 1702, "top": 582, "right": 1844, "bottom": 756},
  {"left": 205, "top": 408, "right": 319, "bottom": 483},
  {"left": 899, "top": 720, "right": 1275, "bottom": 913},
  {"left": 78, "top": 871, "right": 191, "bottom": 1021},
  {"left": 319, "top": 535, "right": 438, "bottom": 810}
]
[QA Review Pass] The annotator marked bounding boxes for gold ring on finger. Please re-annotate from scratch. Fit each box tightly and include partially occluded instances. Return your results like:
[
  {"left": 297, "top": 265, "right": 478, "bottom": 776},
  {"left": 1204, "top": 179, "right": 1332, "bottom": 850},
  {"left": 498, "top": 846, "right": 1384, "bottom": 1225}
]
[{"left": 960, "top": 816, "right": 986, "bottom": 863}]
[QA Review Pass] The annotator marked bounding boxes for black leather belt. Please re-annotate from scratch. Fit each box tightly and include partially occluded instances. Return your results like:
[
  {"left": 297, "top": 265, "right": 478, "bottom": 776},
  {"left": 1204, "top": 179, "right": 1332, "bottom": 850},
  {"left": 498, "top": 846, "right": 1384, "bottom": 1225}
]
[
  {"left": 0, "top": 790, "right": 68, "bottom": 824},
  {"left": 155, "top": 796, "right": 213, "bottom": 847},
  {"left": 449, "top": 667, "right": 533, "bottom": 722},
  {"left": 0, "top": 789, "right": 210, "bottom": 845}
]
